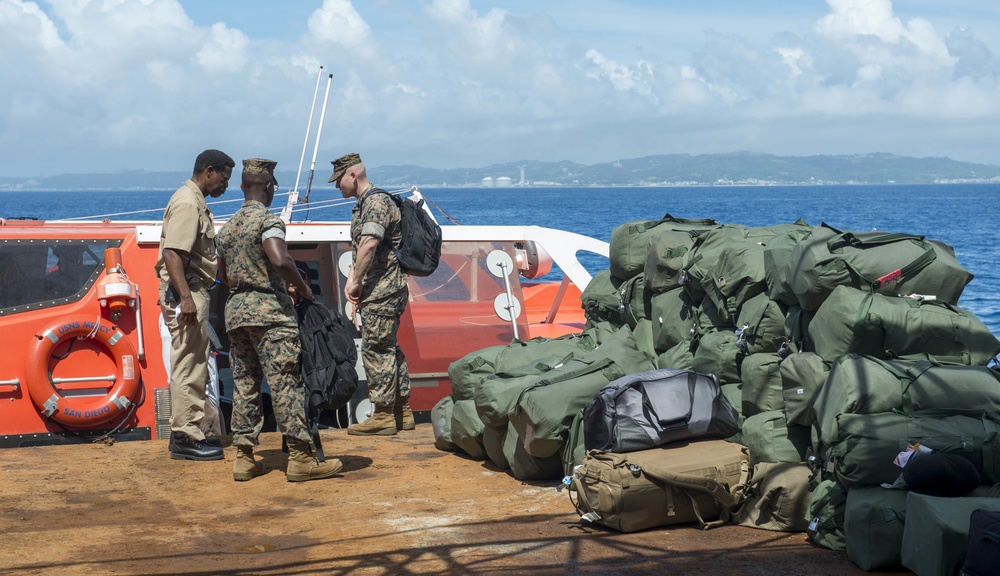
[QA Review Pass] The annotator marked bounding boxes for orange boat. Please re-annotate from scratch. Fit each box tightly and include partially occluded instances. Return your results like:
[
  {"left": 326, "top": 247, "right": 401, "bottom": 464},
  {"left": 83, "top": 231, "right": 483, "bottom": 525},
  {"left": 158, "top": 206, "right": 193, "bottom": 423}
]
[{"left": 0, "top": 193, "right": 608, "bottom": 447}]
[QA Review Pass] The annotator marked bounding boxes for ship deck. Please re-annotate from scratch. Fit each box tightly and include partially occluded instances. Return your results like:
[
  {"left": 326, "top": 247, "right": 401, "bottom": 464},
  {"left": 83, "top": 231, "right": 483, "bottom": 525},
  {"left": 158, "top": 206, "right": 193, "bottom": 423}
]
[{"left": 0, "top": 427, "right": 894, "bottom": 576}]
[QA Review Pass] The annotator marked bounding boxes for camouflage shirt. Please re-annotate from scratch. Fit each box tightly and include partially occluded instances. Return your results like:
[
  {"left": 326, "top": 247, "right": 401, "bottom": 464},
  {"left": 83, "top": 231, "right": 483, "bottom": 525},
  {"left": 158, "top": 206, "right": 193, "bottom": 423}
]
[
  {"left": 216, "top": 201, "right": 297, "bottom": 331},
  {"left": 351, "top": 185, "right": 408, "bottom": 314}
]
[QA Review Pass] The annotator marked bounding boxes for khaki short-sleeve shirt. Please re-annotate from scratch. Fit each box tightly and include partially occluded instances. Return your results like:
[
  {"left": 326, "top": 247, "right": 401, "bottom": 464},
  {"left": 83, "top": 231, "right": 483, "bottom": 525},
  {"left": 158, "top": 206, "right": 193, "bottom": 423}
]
[{"left": 155, "top": 180, "right": 217, "bottom": 292}]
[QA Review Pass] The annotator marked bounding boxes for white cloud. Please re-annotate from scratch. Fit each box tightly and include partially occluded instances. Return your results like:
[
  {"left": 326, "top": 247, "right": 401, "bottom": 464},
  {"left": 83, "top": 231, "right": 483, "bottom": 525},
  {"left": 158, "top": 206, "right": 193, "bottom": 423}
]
[
  {"left": 1, "top": 0, "right": 999, "bottom": 177},
  {"left": 195, "top": 23, "right": 250, "bottom": 73},
  {"left": 307, "top": 0, "right": 372, "bottom": 50}
]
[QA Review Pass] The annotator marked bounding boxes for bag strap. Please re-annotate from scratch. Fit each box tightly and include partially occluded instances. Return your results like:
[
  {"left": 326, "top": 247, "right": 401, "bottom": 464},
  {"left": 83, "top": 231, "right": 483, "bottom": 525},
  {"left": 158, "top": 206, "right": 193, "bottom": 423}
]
[
  {"left": 357, "top": 187, "right": 402, "bottom": 249},
  {"left": 824, "top": 228, "right": 939, "bottom": 291},
  {"left": 860, "top": 354, "right": 937, "bottom": 413},
  {"left": 513, "top": 357, "right": 620, "bottom": 415},
  {"left": 635, "top": 460, "right": 737, "bottom": 529},
  {"left": 661, "top": 213, "right": 719, "bottom": 226}
]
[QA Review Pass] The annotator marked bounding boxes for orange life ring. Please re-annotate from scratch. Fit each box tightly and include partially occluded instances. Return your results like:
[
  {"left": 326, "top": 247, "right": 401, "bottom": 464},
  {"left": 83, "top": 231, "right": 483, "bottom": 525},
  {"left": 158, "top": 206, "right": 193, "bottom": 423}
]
[{"left": 24, "top": 318, "right": 141, "bottom": 428}]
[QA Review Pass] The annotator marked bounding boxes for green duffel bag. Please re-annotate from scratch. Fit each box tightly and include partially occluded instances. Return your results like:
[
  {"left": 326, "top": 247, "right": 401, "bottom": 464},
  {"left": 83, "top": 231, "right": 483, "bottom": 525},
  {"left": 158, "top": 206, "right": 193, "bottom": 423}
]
[
  {"left": 503, "top": 420, "right": 563, "bottom": 481},
  {"left": 901, "top": 492, "right": 1000, "bottom": 576},
  {"left": 449, "top": 330, "right": 602, "bottom": 401},
  {"left": 734, "top": 461, "right": 812, "bottom": 532},
  {"left": 741, "top": 410, "right": 810, "bottom": 466},
  {"left": 448, "top": 343, "right": 507, "bottom": 401},
  {"left": 511, "top": 326, "right": 655, "bottom": 458},
  {"left": 735, "top": 292, "right": 788, "bottom": 356},
  {"left": 644, "top": 228, "right": 702, "bottom": 293},
  {"left": 650, "top": 288, "right": 702, "bottom": 353},
  {"left": 845, "top": 485, "right": 996, "bottom": 570},
  {"left": 783, "top": 305, "right": 815, "bottom": 353},
  {"left": 779, "top": 352, "right": 829, "bottom": 427},
  {"left": 656, "top": 340, "right": 696, "bottom": 371},
  {"left": 611, "top": 214, "right": 720, "bottom": 281},
  {"left": 692, "top": 329, "right": 744, "bottom": 385},
  {"left": 450, "top": 398, "right": 487, "bottom": 460},
  {"left": 702, "top": 241, "right": 768, "bottom": 327},
  {"left": 562, "top": 409, "right": 586, "bottom": 478},
  {"left": 580, "top": 269, "right": 626, "bottom": 327},
  {"left": 788, "top": 222, "right": 974, "bottom": 311},
  {"left": 815, "top": 354, "right": 1000, "bottom": 444},
  {"left": 431, "top": 395, "right": 457, "bottom": 452},
  {"left": 807, "top": 477, "right": 848, "bottom": 551},
  {"left": 844, "top": 486, "right": 908, "bottom": 571},
  {"left": 475, "top": 353, "right": 575, "bottom": 430},
  {"left": 821, "top": 412, "right": 1000, "bottom": 489},
  {"left": 494, "top": 329, "right": 607, "bottom": 368},
  {"left": 809, "top": 286, "right": 1000, "bottom": 365},
  {"left": 482, "top": 423, "right": 509, "bottom": 470},
  {"left": 569, "top": 440, "right": 747, "bottom": 532},
  {"left": 680, "top": 225, "right": 750, "bottom": 305},
  {"left": 764, "top": 226, "right": 813, "bottom": 306},
  {"left": 740, "top": 353, "right": 784, "bottom": 418}
]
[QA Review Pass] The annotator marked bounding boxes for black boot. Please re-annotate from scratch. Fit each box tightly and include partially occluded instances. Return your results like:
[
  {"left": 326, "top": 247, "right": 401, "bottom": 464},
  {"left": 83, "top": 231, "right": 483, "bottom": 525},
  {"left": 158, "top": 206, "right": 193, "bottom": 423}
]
[
  {"left": 169, "top": 432, "right": 224, "bottom": 461},
  {"left": 169, "top": 433, "right": 222, "bottom": 450}
]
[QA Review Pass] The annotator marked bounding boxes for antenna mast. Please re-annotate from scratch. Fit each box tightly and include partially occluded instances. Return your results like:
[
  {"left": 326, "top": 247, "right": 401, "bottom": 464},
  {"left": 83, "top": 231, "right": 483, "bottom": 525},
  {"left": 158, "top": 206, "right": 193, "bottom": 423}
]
[
  {"left": 302, "top": 74, "right": 334, "bottom": 213},
  {"left": 282, "top": 66, "right": 325, "bottom": 223}
]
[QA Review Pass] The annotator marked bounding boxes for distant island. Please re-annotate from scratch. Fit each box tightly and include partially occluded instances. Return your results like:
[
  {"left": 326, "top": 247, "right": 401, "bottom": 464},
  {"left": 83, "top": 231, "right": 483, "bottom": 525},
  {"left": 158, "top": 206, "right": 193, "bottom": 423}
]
[{"left": 2, "top": 152, "right": 999, "bottom": 191}]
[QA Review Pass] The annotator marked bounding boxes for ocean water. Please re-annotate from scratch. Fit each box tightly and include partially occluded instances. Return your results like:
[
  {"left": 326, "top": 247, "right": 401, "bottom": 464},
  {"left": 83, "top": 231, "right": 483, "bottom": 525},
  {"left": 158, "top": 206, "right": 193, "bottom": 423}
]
[{"left": 3, "top": 183, "right": 998, "bottom": 338}]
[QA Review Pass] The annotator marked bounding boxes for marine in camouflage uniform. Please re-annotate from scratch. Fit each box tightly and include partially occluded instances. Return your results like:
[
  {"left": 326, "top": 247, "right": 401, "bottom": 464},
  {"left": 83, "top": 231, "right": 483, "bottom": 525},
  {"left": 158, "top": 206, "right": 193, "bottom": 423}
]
[
  {"left": 329, "top": 152, "right": 413, "bottom": 435},
  {"left": 216, "top": 158, "right": 341, "bottom": 482}
]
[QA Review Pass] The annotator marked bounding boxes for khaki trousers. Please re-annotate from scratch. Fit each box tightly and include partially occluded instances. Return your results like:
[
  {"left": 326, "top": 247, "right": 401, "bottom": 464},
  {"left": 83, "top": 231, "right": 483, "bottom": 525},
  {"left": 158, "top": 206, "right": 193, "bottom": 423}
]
[{"left": 162, "top": 286, "right": 211, "bottom": 441}]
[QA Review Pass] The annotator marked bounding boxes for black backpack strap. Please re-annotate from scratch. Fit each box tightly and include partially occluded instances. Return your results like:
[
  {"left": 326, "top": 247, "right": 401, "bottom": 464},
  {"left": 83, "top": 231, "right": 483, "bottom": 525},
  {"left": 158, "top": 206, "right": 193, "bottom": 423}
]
[{"left": 357, "top": 187, "right": 401, "bottom": 250}]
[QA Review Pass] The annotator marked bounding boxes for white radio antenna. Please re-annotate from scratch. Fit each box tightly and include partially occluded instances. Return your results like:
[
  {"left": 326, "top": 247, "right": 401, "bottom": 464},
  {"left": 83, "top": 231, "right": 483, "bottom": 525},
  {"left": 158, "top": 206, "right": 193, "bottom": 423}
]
[{"left": 282, "top": 66, "right": 324, "bottom": 223}]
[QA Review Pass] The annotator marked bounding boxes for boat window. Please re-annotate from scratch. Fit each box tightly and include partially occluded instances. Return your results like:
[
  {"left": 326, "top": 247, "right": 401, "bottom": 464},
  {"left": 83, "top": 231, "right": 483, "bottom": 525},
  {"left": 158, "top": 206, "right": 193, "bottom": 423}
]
[
  {"left": 398, "top": 241, "right": 529, "bottom": 378},
  {"left": 0, "top": 239, "right": 120, "bottom": 315}
]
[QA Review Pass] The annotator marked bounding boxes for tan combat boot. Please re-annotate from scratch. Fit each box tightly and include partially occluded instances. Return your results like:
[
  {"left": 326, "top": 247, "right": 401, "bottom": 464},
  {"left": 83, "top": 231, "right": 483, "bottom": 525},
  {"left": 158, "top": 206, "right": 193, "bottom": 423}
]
[
  {"left": 347, "top": 404, "right": 398, "bottom": 436},
  {"left": 233, "top": 446, "right": 264, "bottom": 482},
  {"left": 394, "top": 397, "right": 416, "bottom": 431},
  {"left": 286, "top": 439, "right": 342, "bottom": 482}
]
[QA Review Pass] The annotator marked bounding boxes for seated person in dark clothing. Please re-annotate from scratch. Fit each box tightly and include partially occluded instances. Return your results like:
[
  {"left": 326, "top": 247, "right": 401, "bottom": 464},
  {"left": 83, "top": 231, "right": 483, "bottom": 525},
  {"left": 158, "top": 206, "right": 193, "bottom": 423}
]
[{"left": 45, "top": 245, "right": 93, "bottom": 298}]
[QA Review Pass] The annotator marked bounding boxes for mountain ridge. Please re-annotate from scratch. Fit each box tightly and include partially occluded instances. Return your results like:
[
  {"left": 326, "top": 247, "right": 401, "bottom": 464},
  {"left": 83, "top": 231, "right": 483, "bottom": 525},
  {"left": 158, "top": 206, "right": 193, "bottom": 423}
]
[{"left": 2, "top": 152, "right": 998, "bottom": 191}]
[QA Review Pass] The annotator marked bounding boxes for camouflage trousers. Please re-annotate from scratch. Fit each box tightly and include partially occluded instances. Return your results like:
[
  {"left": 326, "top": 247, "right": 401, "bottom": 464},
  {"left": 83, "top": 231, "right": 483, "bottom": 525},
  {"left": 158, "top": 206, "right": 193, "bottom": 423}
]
[
  {"left": 360, "top": 309, "right": 410, "bottom": 408},
  {"left": 228, "top": 324, "right": 311, "bottom": 447}
]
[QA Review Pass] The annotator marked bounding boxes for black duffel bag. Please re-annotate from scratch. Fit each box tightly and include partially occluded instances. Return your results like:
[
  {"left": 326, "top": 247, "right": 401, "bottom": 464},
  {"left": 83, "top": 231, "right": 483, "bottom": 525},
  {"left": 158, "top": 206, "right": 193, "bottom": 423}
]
[{"left": 584, "top": 368, "right": 740, "bottom": 453}]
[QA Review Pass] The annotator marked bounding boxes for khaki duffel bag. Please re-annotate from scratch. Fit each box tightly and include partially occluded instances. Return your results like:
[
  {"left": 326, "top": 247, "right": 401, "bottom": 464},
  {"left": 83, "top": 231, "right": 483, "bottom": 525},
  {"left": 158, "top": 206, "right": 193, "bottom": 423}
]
[
  {"left": 569, "top": 439, "right": 747, "bottom": 532},
  {"left": 734, "top": 461, "right": 813, "bottom": 532}
]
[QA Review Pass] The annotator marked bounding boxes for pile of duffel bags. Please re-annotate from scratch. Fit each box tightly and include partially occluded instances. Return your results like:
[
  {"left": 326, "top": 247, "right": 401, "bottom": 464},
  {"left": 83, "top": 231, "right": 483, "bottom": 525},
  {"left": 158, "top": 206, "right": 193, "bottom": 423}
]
[{"left": 431, "top": 213, "right": 1000, "bottom": 574}]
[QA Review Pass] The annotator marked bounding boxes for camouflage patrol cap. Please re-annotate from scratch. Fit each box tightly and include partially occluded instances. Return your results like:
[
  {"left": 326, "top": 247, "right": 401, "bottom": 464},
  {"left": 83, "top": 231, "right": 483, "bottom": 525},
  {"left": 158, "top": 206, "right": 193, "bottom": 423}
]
[
  {"left": 243, "top": 158, "right": 277, "bottom": 175},
  {"left": 243, "top": 158, "right": 278, "bottom": 185},
  {"left": 328, "top": 152, "right": 362, "bottom": 183}
]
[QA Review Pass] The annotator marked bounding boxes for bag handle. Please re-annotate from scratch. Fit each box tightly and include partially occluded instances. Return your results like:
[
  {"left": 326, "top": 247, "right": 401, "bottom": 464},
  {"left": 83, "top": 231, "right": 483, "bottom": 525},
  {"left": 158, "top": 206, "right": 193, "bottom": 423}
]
[
  {"left": 821, "top": 223, "right": 938, "bottom": 291},
  {"left": 639, "top": 371, "right": 697, "bottom": 426}
]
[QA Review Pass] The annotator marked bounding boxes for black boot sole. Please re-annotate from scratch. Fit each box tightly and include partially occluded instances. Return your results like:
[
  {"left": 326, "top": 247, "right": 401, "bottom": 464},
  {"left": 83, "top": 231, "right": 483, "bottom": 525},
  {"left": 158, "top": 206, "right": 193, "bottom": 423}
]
[{"left": 170, "top": 450, "right": 224, "bottom": 461}]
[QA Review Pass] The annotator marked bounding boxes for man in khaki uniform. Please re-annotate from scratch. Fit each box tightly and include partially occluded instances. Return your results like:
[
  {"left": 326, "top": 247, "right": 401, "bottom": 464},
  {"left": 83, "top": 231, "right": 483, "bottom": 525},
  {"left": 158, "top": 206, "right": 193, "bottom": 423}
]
[
  {"left": 216, "top": 158, "right": 341, "bottom": 482},
  {"left": 156, "top": 149, "right": 234, "bottom": 461},
  {"left": 329, "top": 152, "right": 413, "bottom": 435}
]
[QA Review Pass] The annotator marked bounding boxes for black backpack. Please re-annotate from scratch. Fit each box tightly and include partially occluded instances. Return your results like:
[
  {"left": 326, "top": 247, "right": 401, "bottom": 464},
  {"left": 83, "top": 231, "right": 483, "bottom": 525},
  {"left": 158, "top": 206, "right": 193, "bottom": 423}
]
[
  {"left": 366, "top": 189, "right": 442, "bottom": 277},
  {"left": 295, "top": 299, "right": 359, "bottom": 460}
]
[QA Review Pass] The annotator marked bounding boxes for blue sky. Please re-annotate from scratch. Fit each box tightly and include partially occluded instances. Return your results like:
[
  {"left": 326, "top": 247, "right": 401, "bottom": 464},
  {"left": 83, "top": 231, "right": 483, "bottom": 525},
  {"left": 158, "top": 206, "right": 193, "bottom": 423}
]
[{"left": 2, "top": 0, "right": 999, "bottom": 179}]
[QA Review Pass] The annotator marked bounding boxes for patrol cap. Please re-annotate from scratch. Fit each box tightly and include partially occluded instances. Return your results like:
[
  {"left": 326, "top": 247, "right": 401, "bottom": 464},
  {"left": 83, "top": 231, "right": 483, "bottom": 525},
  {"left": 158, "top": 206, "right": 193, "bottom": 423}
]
[
  {"left": 243, "top": 158, "right": 278, "bottom": 186},
  {"left": 329, "top": 152, "right": 362, "bottom": 183}
]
